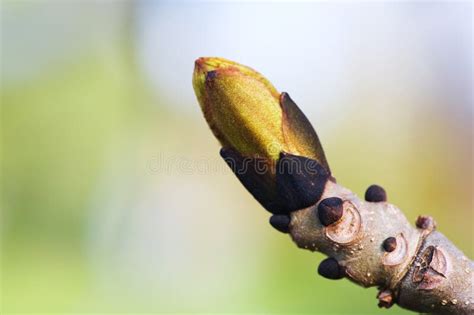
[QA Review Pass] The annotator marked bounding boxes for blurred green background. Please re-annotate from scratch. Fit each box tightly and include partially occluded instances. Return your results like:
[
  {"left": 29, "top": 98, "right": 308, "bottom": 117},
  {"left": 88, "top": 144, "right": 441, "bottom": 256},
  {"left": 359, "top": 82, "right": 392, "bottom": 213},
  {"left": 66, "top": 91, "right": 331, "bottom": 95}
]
[{"left": 1, "top": 1, "right": 472, "bottom": 314}]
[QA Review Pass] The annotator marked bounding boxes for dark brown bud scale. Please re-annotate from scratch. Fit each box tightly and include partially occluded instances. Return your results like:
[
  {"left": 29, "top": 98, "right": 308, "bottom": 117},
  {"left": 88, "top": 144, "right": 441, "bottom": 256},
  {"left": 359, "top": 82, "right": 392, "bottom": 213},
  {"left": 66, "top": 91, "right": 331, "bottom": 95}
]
[
  {"left": 365, "top": 184, "right": 387, "bottom": 202},
  {"left": 318, "top": 257, "right": 344, "bottom": 280},
  {"left": 269, "top": 214, "right": 291, "bottom": 233},
  {"left": 382, "top": 237, "right": 397, "bottom": 252},
  {"left": 276, "top": 152, "right": 330, "bottom": 212},
  {"left": 220, "top": 148, "right": 331, "bottom": 215},
  {"left": 317, "top": 197, "right": 344, "bottom": 226}
]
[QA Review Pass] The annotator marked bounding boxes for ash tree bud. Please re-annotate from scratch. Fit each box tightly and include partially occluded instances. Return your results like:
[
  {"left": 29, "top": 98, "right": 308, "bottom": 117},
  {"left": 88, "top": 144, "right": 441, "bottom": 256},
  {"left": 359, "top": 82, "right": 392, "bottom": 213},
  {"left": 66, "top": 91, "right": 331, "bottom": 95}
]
[
  {"left": 269, "top": 214, "right": 291, "bottom": 233},
  {"left": 318, "top": 257, "right": 344, "bottom": 280},
  {"left": 193, "top": 57, "right": 284, "bottom": 161},
  {"left": 317, "top": 197, "right": 344, "bottom": 226},
  {"left": 365, "top": 184, "right": 387, "bottom": 202},
  {"left": 382, "top": 237, "right": 397, "bottom": 252},
  {"left": 193, "top": 57, "right": 332, "bottom": 214}
]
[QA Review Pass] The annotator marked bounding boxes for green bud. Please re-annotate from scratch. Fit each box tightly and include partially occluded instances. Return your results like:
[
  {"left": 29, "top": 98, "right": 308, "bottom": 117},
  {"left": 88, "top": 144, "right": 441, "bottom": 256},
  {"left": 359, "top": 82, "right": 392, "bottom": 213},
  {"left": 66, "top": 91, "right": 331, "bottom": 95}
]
[
  {"left": 193, "top": 57, "right": 331, "bottom": 213},
  {"left": 193, "top": 57, "right": 283, "bottom": 160},
  {"left": 193, "top": 57, "right": 329, "bottom": 169}
]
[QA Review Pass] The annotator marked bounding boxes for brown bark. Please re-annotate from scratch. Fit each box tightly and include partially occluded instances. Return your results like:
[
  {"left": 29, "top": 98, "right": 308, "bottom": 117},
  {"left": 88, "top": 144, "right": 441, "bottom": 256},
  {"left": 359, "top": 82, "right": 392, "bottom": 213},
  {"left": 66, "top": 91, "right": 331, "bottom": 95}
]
[
  {"left": 289, "top": 180, "right": 474, "bottom": 314},
  {"left": 192, "top": 57, "right": 473, "bottom": 314}
]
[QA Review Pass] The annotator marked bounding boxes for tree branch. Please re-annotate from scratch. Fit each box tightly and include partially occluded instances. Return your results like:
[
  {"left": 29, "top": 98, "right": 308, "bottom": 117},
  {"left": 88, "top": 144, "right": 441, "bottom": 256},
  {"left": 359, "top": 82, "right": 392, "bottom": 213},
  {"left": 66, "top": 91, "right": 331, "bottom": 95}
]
[
  {"left": 192, "top": 57, "right": 473, "bottom": 314},
  {"left": 289, "top": 180, "right": 473, "bottom": 314}
]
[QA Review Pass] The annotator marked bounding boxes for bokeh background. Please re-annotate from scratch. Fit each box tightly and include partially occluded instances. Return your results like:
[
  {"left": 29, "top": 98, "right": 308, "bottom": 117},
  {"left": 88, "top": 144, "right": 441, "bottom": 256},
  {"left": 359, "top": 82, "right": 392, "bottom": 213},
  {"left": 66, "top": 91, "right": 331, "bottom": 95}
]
[{"left": 1, "top": 1, "right": 472, "bottom": 314}]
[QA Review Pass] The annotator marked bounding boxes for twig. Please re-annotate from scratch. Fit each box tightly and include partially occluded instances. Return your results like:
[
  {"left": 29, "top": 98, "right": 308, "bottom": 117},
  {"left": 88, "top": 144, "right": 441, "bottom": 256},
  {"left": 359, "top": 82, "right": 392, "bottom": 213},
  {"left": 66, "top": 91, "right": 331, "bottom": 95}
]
[{"left": 192, "top": 57, "right": 473, "bottom": 314}]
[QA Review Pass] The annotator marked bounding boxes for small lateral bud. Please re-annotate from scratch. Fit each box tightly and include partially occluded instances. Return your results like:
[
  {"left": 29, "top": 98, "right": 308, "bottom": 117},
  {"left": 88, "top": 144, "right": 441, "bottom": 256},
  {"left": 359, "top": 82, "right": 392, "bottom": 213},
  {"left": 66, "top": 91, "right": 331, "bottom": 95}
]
[
  {"left": 377, "top": 289, "right": 394, "bottom": 308},
  {"left": 382, "top": 237, "right": 397, "bottom": 252},
  {"left": 318, "top": 257, "right": 344, "bottom": 280},
  {"left": 382, "top": 233, "right": 408, "bottom": 266},
  {"left": 269, "top": 214, "right": 291, "bottom": 233},
  {"left": 365, "top": 184, "right": 387, "bottom": 202},
  {"left": 317, "top": 197, "right": 343, "bottom": 226},
  {"left": 415, "top": 215, "right": 437, "bottom": 231}
]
